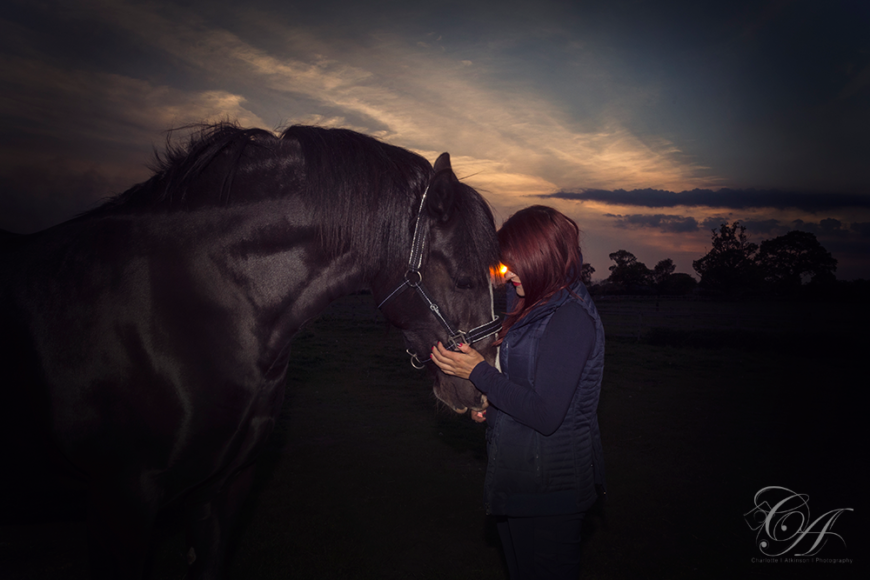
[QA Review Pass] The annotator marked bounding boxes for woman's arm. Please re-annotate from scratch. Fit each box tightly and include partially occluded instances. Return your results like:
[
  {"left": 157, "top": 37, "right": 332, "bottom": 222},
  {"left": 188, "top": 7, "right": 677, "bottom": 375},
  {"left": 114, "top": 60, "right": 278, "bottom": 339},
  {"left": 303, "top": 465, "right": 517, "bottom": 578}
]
[{"left": 469, "top": 302, "right": 595, "bottom": 435}]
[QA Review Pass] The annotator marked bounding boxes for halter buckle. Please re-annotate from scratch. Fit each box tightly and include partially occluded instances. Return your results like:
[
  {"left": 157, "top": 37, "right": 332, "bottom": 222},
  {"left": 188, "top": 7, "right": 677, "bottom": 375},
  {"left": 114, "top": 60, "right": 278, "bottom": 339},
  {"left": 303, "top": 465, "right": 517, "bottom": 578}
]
[{"left": 446, "top": 331, "right": 467, "bottom": 351}]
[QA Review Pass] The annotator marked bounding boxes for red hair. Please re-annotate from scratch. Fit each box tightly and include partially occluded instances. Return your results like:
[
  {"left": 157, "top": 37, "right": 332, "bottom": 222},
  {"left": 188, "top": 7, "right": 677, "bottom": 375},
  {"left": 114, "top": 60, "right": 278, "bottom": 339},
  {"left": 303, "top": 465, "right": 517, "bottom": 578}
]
[{"left": 496, "top": 206, "right": 583, "bottom": 343}]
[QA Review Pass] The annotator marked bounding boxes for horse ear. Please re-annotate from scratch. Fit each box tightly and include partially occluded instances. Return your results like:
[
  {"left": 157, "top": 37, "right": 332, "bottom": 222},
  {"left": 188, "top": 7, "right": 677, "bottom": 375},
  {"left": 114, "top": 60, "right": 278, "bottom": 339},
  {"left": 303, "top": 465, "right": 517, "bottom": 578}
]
[
  {"left": 427, "top": 153, "right": 457, "bottom": 222},
  {"left": 434, "top": 152, "right": 452, "bottom": 173}
]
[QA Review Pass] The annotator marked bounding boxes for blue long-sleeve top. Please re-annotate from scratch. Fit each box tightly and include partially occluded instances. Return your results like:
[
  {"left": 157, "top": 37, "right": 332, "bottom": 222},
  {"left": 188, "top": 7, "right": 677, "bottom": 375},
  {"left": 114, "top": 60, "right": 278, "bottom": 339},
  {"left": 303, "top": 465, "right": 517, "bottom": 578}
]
[{"left": 468, "top": 299, "right": 596, "bottom": 436}]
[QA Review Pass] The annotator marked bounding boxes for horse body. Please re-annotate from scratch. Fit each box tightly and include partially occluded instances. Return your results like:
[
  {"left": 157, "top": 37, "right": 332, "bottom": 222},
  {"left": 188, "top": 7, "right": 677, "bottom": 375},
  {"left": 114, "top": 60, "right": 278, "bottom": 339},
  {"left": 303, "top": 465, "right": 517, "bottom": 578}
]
[{"left": 0, "top": 125, "right": 499, "bottom": 578}]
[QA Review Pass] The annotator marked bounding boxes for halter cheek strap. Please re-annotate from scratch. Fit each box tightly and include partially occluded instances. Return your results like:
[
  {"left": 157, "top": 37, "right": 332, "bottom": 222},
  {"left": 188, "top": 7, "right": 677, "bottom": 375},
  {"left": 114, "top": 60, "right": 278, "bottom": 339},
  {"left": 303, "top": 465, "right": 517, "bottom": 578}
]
[{"left": 378, "top": 185, "right": 502, "bottom": 368}]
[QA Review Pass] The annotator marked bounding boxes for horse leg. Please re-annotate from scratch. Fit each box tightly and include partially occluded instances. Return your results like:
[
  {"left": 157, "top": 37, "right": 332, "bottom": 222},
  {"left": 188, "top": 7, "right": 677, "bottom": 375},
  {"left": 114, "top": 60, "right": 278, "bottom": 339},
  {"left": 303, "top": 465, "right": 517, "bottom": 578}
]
[
  {"left": 186, "top": 462, "right": 257, "bottom": 580},
  {"left": 86, "top": 476, "right": 160, "bottom": 580}
]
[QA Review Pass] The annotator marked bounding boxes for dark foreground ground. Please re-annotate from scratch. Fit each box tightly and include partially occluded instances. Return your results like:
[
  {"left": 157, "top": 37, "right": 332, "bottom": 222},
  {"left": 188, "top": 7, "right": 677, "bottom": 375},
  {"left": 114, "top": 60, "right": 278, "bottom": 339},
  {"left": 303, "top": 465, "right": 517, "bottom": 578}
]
[{"left": 1, "top": 295, "right": 865, "bottom": 579}]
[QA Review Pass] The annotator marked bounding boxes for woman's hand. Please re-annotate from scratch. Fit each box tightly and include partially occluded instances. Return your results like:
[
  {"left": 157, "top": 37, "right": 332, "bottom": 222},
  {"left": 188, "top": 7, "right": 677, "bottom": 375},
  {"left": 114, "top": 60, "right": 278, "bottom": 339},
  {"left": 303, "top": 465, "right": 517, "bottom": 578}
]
[{"left": 430, "top": 342, "right": 484, "bottom": 380}]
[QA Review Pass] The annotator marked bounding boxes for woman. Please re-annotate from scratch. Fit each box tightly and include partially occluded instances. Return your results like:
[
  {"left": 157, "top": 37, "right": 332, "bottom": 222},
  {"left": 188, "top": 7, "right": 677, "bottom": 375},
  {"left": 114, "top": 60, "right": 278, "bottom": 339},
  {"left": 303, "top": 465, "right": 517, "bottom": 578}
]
[{"left": 431, "top": 205, "right": 605, "bottom": 580}]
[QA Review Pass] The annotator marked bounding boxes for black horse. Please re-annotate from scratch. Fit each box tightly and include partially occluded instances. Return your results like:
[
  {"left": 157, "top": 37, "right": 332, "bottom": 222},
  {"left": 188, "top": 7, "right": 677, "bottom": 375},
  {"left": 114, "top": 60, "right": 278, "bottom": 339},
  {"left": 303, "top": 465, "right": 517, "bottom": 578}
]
[{"left": 0, "top": 124, "right": 500, "bottom": 579}]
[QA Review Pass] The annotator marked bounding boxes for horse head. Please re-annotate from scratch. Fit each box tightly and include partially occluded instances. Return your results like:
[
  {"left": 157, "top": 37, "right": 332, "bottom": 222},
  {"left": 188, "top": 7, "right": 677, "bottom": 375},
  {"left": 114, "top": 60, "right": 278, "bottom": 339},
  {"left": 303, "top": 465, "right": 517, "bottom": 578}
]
[{"left": 375, "top": 153, "right": 500, "bottom": 413}]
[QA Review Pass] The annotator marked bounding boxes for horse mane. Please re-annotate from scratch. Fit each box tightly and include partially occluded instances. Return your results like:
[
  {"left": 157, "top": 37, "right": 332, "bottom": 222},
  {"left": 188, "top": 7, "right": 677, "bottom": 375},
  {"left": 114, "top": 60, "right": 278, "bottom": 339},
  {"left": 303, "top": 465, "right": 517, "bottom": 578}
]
[
  {"left": 280, "top": 125, "right": 430, "bottom": 266},
  {"left": 98, "top": 123, "right": 280, "bottom": 209},
  {"left": 90, "top": 122, "right": 496, "bottom": 274},
  {"left": 279, "top": 125, "right": 498, "bottom": 277}
]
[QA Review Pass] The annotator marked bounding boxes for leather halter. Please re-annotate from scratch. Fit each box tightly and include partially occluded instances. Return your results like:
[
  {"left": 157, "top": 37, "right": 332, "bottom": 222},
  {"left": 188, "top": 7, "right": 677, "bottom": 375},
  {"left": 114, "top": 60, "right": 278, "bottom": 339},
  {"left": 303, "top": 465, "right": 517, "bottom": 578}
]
[{"left": 378, "top": 186, "right": 502, "bottom": 369}]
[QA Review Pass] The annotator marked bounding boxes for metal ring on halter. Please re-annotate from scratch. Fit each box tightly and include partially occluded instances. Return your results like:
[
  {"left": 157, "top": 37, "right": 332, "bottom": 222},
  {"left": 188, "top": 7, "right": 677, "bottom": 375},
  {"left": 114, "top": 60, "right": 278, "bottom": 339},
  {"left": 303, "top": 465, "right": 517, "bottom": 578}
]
[
  {"left": 407, "top": 349, "right": 427, "bottom": 370},
  {"left": 404, "top": 270, "right": 422, "bottom": 287}
]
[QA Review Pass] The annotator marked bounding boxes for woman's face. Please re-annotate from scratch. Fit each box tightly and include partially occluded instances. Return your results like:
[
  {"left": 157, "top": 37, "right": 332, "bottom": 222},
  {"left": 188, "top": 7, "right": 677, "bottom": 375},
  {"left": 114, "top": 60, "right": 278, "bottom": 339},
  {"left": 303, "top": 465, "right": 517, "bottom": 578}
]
[{"left": 503, "top": 269, "right": 525, "bottom": 297}]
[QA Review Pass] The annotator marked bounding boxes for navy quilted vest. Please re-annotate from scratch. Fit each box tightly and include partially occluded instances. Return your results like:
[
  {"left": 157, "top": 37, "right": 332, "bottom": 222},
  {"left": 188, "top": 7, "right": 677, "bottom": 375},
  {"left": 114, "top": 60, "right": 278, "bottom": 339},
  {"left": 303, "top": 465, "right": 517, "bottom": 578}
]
[{"left": 484, "top": 280, "right": 606, "bottom": 516}]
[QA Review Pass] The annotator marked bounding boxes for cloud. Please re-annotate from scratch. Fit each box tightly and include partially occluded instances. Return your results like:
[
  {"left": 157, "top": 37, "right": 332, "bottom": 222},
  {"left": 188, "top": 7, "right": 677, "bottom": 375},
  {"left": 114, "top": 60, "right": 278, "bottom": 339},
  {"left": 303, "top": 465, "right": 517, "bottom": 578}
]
[
  {"left": 542, "top": 188, "right": 870, "bottom": 212},
  {"left": 0, "top": 54, "right": 266, "bottom": 150},
  {"left": 696, "top": 217, "right": 857, "bottom": 239},
  {"left": 413, "top": 152, "right": 559, "bottom": 197},
  {"left": 792, "top": 218, "right": 849, "bottom": 237},
  {"left": 697, "top": 218, "right": 784, "bottom": 239},
  {"left": 738, "top": 219, "right": 783, "bottom": 234},
  {"left": 605, "top": 213, "right": 699, "bottom": 233},
  {"left": 68, "top": 0, "right": 722, "bottom": 196},
  {"left": 0, "top": 50, "right": 269, "bottom": 233},
  {"left": 850, "top": 222, "right": 870, "bottom": 238},
  {"left": 698, "top": 216, "right": 732, "bottom": 231}
]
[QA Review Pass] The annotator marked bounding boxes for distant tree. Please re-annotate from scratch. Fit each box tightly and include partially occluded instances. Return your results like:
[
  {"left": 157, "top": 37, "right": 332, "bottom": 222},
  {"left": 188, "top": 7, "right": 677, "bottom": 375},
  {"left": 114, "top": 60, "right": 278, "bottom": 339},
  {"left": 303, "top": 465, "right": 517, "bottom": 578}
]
[
  {"left": 609, "top": 249, "right": 637, "bottom": 269},
  {"left": 658, "top": 272, "right": 698, "bottom": 295},
  {"left": 580, "top": 263, "right": 595, "bottom": 286},
  {"left": 652, "top": 259, "right": 676, "bottom": 288},
  {"left": 608, "top": 250, "right": 652, "bottom": 290},
  {"left": 693, "top": 222, "right": 762, "bottom": 296},
  {"left": 756, "top": 230, "right": 837, "bottom": 294}
]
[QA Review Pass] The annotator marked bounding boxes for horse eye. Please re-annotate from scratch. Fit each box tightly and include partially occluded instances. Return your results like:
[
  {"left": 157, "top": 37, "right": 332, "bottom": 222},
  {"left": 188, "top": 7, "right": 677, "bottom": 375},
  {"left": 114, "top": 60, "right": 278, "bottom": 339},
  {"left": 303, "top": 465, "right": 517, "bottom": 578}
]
[{"left": 455, "top": 277, "right": 474, "bottom": 290}]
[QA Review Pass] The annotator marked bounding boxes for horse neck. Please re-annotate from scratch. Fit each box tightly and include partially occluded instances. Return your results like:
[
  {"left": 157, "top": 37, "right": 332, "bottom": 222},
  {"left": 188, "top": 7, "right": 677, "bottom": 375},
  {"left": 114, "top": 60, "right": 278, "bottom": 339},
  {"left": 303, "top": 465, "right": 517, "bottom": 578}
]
[
  {"left": 77, "top": 196, "right": 372, "bottom": 333},
  {"left": 206, "top": 199, "right": 372, "bottom": 317}
]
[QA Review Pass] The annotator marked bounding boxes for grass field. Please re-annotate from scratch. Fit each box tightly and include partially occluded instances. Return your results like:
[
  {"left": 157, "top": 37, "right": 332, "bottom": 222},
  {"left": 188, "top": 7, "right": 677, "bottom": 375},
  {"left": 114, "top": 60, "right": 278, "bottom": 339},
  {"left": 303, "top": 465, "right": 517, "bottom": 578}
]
[{"left": 0, "top": 294, "right": 864, "bottom": 579}]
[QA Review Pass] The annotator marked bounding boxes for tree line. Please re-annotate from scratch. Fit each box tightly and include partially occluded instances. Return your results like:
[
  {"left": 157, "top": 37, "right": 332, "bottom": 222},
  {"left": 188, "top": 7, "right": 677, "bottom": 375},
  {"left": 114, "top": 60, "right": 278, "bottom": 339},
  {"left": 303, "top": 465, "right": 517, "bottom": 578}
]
[{"left": 583, "top": 221, "right": 854, "bottom": 299}]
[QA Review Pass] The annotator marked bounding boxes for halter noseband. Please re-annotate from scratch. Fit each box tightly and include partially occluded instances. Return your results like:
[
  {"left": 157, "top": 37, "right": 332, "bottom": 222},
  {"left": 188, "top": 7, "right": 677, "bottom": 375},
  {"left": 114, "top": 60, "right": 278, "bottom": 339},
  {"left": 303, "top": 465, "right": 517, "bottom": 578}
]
[{"left": 378, "top": 186, "right": 502, "bottom": 369}]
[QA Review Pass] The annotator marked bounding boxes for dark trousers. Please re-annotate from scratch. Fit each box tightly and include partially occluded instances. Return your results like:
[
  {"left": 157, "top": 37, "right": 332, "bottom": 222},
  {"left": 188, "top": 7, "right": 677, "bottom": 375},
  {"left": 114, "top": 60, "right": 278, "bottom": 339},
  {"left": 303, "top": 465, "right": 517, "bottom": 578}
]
[{"left": 496, "top": 512, "right": 585, "bottom": 580}]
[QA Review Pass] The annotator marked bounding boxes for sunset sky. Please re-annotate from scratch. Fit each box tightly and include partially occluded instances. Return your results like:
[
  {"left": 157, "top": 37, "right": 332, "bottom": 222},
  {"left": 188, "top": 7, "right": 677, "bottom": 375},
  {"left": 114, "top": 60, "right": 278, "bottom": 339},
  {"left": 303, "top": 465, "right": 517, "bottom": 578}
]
[{"left": 2, "top": 0, "right": 869, "bottom": 279}]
